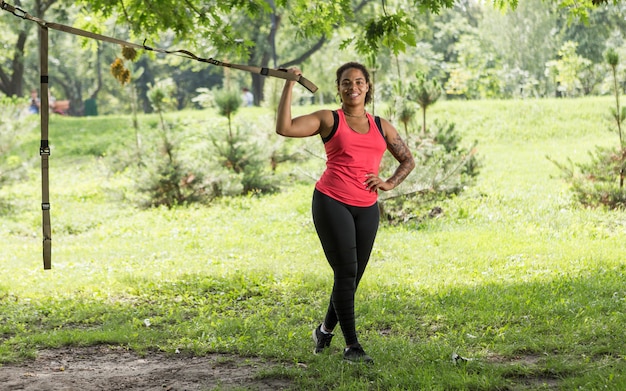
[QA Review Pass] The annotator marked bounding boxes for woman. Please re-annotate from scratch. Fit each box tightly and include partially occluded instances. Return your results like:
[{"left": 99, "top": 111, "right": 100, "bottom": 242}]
[{"left": 276, "top": 62, "right": 415, "bottom": 363}]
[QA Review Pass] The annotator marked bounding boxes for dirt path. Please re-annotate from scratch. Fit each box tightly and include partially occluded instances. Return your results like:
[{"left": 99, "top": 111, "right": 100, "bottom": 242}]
[{"left": 0, "top": 346, "right": 294, "bottom": 391}]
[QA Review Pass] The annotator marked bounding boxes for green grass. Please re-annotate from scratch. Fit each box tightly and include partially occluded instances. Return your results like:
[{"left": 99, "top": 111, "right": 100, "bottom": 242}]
[{"left": 1, "top": 97, "right": 625, "bottom": 390}]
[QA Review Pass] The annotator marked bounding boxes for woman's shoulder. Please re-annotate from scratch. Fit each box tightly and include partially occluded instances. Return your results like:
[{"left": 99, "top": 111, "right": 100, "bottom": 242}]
[{"left": 309, "top": 109, "right": 335, "bottom": 127}]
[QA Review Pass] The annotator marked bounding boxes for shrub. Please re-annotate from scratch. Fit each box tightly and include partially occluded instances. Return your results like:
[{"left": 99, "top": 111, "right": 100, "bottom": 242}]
[
  {"left": 549, "top": 146, "right": 626, "bottom": 209},
  {"left": 549, "top": 47, "right": 626, "bottom": 210},
  {"left": 379, "top": 119, "right": 480, "bottom": 225},
  {"left": 128, "top": 81, "right": 217, "bottom": 208},
  {"left": 133, "top": 120, "right": 217, "bottom": 208},
  {"left": 210, "top": 120, "right": 279, "bottom": 195},
  {"left": 129, "top": 85, "right": 278, "bottom": 208}
]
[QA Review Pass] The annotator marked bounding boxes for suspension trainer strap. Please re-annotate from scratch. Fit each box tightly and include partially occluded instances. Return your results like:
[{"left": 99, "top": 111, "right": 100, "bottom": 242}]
[
  {"left": 0, "top": 1, "right": 318, "bottom": 92},
  {"left": 154, "top": 48, "right": 319, "bottom": 93},
  {"left": 40, "top": 24, "right": 51, "bottom": 270}
]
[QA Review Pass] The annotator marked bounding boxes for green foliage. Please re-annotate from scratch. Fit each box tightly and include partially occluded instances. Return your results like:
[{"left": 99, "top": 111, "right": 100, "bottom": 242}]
[
  {"left": 134, "top": 82, "right": 215, "bottom": 208},
  {"left": 557, "top": 0, "right": 597, "bottom": 24},
  {"left": 409, "top": 71, "right": 443, "bottom": 134},
  {"left": 605, "top": 47, "right": 619, "bottom": 67},
  {"left": 213, "top": 88, "right": 242, "bottom": 135},
  {"left": 412, "top": 73, "right": 443, "bottom": 109},
  {"left": 287, "top": 0, "right": 350, "bottom": 39},
  {"left": 353, "top": 11, "right": 417, "bottom": 56},
  {"left": 549, "top": 146, "right": 626, "bottom": 208},
  {"left": 72, "top": 0, "right": 464, "bottom": 52},
  {"left": 549, "top": 47, "right": 626, "bottom": 208},
  {"left": 606, "top": 47, "right": 624, "bottom": 149},
  {"left": 131, "top": 116, "right": 214, "bottom": 208},
  {"left": 415, "top": 0, "right": 456, "bottom": 13},
  {"left": 545, "top": 41, "right": 593, "bottom": 97},
  {"left": 191, "top": 87, "right": 215, "bottom": 109},
  {"left": 138, "top": 84, "right": 275, "bottom": 205},
  {"left": 377, "top": 72, "right": 475, "bottom": 224},
  {"left": 383, "top": 80, "right": 418, "bottom": 140},
  {"left": 210, "top": 88, "right": 279, "bottom": 195},
  {"left": 572, "top": 175, "right": 626, "bottom": 209},
  {"left": 0, "top": 96, "right": 34, "bottom": 191},
  {"left": 396, "top": 100, "right": 417, "bottom": 140},
  {"left": 146, "top": 78, "right": 177, "bottom": 114},
  {"left": 379, "top": 119, "right": 480, "bottom": 224},
  {"left": 4, "top": 0, "right": 621, "bottom": 116},
  {"left": 214, "top": 89, "right": 242, "bottom": 118},
  {"left": 210, "top": 122, "right": 279, "bottom": 195},
  {"left": 75, "top": 0, "right": 264, "bottom": 57}
]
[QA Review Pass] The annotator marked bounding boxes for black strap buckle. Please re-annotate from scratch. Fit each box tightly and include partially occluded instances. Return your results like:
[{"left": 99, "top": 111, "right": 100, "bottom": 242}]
[{"left": 40, "top": 140, "right": 50, "bottom": 156}]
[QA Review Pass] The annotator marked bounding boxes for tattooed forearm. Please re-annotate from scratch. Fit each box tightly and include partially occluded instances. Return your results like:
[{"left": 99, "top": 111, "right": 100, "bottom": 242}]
[{"left": 386, "top": 134, "right": 415, "bottom": 188}]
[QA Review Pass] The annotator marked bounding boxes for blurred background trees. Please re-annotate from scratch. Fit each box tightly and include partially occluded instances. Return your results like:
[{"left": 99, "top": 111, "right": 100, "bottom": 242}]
[{"left": 1, "top": 0, "right": 624, "bottom": 114}]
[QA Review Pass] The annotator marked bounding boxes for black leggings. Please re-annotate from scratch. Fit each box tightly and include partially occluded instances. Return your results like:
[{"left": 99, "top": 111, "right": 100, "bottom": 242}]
[{"left": 312, "top": 189, "right": 380, "bottom": 346}]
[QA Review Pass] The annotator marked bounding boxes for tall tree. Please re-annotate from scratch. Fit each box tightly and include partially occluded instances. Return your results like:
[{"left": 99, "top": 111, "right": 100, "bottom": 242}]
[
  {"left": 0, "top": 0, "right": 61, "bottom": 97},
  {"left": 480, "top": 0, "right": 560, "bottom": 89}
]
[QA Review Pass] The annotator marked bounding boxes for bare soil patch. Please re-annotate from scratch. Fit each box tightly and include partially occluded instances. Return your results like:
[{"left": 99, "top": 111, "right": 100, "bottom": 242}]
[{"left": 0, "top": 346, "right": 294, "bottom": 391}]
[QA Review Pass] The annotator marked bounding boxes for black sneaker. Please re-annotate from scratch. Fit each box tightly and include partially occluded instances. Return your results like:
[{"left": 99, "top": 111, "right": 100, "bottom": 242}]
[
  {"left": 343, "top": 344, "right": 374, "bottom": 364},
  {"left": 312, "top": 324, "right": 334, "bottom": 354}
]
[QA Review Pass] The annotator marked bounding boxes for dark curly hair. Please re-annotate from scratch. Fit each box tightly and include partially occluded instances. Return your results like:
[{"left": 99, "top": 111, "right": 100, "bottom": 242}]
[{"left": 335, "top": 62, "right": 373, "bottom": 105}]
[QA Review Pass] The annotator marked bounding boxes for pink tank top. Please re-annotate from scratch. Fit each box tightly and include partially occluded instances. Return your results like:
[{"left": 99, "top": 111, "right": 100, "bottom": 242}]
[{"left": 315, "top": 110, "right": 387, "bottom": 207}]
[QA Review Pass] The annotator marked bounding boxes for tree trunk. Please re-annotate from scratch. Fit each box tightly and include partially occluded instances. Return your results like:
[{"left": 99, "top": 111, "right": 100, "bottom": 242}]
[
  {"left": 0, "top": 30, "right": 29, "bottom": 97},
  {"left": 248, "top": 18, "right": 327, "bottom": 105},
  {"left": 88, "top": 43, "right": 103, "bottom": 101},
  {"left": 0, "top": 0, "right": 58, "bottom": 98}
]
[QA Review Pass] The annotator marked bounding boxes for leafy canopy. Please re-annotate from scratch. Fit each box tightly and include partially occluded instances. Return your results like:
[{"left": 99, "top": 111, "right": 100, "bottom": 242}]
[{"left": 72, "top": 0, "right": 612, "bottom": 58}]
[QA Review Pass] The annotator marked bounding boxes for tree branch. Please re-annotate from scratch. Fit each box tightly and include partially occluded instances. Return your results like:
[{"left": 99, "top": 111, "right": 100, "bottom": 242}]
[
  {"left": 277, "top": 0, "right": 371, "bottom": 68},
  {"left": 278, "top": 36, "right": 327, "bottom": 68},
  {"left": 183, "top": 0, "right": 204, "bottom": 20}
]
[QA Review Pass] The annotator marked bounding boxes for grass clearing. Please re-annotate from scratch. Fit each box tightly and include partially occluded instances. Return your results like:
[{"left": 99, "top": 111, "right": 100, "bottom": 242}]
[{"left": 1, "top": 96, "right": 625, "bottom": 390}]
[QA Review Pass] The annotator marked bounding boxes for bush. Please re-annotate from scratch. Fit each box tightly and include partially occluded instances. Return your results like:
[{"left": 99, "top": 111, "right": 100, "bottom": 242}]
[
  {"left": 549, "top": 47, "right": 626, "bottom": 210},
  {"left": 572, "top": 179, "right": 626, "bottom": 209},
  {"left": 379, "top": 119, "right": 481, "bottom": 225},
  {"left": 210, "top": 120, "right": 279, "bottom": 195},
  {"left": 549, "top": 146, "right": 626, "bottom": 209},
  {"left": 210, "top": 88, "right": 278, "bottom": 195},
  {"left": 130, "top": 120, "right": 216, "bottom": 208}
]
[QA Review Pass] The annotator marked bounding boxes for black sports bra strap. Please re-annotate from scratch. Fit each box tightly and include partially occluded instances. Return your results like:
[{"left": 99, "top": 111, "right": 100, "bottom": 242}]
[
  {"left": 374, "top": 116, "right": 384, "bottom": 137},
  {"left": 322, "top": 110, "right": 339, "bottom": 143}
]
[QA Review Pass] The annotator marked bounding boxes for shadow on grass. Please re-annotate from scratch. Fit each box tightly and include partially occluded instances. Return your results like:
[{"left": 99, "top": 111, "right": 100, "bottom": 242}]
[{"left": 0, "top": 264, "right": 624, "bottom": 389}]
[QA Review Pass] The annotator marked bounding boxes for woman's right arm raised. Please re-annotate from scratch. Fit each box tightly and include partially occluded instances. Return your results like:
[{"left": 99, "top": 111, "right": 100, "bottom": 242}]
[{"left": 276, "top": 69, "right": 327, "bottom": 138}]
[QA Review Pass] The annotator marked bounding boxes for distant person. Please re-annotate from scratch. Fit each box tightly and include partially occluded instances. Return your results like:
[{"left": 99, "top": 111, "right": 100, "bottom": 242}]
[
  {"left": 242, "top": 87, "right": 254, "bottom": 107},
  {"left": 28, "top": 89, "right": 40, "bottom": 114},
  {"left": 275, "top": 62, "right": 415, "bottom": 363}
]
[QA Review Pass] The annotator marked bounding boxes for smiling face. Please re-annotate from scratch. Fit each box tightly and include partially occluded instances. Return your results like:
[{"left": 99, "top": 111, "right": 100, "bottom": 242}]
[
  {"left": 335, "top": 62, "right": 372, "bottom": 106},
  {"left": 339, "top": 68, "right": 369, "bottom": 106}
]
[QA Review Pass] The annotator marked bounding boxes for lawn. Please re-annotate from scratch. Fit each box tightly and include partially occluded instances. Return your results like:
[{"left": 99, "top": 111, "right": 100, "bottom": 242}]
[{"left": 1, "top": 96, "right": 624, "bottom": 390}]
